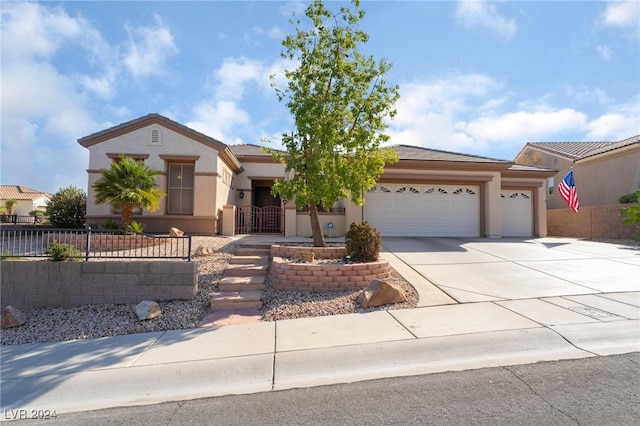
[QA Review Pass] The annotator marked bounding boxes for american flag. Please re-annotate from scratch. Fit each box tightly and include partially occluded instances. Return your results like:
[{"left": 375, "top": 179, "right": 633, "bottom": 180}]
[{"left": 558, "top": 170, "right": 580, "bottom": 213}]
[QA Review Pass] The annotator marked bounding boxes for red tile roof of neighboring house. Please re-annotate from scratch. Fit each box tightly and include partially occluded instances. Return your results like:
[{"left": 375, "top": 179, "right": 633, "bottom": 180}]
[
  {"left": 524, "top": 134, "right": 640, "bottom": 160},
  {"left": 0, "top": 186, "right": 52, "bottom": 201}
]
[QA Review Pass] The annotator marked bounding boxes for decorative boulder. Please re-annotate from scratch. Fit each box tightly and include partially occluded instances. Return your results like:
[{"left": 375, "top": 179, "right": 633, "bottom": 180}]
[
  {"left": 169, "top": 227, "right": 184, "bottom": 237},
  {"left": 1, "top": 306, "right": 27, "bottom": 329},
  {"left": 195, "top": 245, "right": 212, "bottom": 256},
  {"left": 135, "top": 300, "right": 162, "bottom": 320},
  {"left": 357, "top": 279, "right": 407, "bottom": 308}
]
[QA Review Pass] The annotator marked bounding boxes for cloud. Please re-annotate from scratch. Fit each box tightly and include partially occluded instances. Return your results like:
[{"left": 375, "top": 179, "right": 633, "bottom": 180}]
[
  {"left": 387, "top": 72, "right": 638, "bottom": 159},
  {"left": 599, "top": 1, "right": 640, "bottom": 41},
  {"left": 212, "top": 56, "right": 267, "bottom": 101},
  {"left": 0, "top": 2, "right": 102, "bottom": 192},
  {"left": 585, "top": 95, "right": 640, "bottom": 140},
  {"left": 123, "top": 14, "right": 178, "bottom": 80},
  {"left": 186, "top": 101, "right": 250, "bottom": 145},
  {"left": 461, "top": 109, "right": 588, "bottom": 145},
  {"left": 455, "top": 0, "right": 517, "bottom": 40},
  {"left": 388, "top": 74, "right": 504, "bottom": 151}
]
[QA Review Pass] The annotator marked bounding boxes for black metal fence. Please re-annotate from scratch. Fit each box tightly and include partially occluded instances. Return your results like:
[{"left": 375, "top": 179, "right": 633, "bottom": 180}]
[
  {"left": 0, "top": 215, "right": 41, "bottom": 225},
  {"left": 0, "top": 227, "right": 192, "bottom": 261}
]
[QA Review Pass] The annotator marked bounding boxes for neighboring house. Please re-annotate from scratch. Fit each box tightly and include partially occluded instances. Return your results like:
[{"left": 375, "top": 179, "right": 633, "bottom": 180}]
[
  {"left": 0, "top": 185, "right": 52, "bottom": 216},
  {"left": 79, "top": 113, "right": 555, "bottom": 238},
  {"left": 514, "top": 135, "right": 640, "bottom": 209}
]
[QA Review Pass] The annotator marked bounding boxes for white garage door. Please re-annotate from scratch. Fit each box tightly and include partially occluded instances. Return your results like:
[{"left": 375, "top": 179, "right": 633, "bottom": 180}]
[
  {"left": 364, "top": 184, "right": 480, "bottom": 237},
  {"left": 501, "top": 190, "right": 533, "bottom": 237}
]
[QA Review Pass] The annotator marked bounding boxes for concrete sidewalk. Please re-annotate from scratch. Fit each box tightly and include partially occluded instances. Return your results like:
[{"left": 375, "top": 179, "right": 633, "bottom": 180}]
[
  {"left": 1, "top": 292, "right": 638, "bottom": 416},
  {"left": 1, "top": 237, "right": 639, "bottom": 417}
]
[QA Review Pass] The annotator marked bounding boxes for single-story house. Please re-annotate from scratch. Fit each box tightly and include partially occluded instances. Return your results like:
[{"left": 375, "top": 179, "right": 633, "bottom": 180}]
[
  {"left": 0, "top": 185, "right": 52, "bottom": 216},
  {"left": 514, "top": 134, "right": 640, "bottom": 209},
  {"left": 79, "top": 113, "right": 556, "bottom": 238}
]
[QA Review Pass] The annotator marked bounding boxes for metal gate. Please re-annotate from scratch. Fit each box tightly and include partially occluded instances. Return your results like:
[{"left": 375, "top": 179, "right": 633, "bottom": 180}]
[{"left": 235, "top": 206, "right": 282, "bottom": 234}]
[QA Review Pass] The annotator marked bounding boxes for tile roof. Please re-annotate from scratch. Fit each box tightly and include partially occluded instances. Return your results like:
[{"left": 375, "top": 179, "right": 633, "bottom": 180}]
[
  {"left": 229, "top": 144, "right": 282, "bottom": 157},
  {"left": 231, "top": 143, "right": 514, "bottom": 164},
  {"left": 390, "top": 144, "right": 512, "bottom": 164},
  {"left": 525, "top": 134, "right": 639, "bottom": 160},
  {"left": 0, "top": 186, "right": 52, "bottom": 200},
  {"left": 78, "top": 113, "right": 229, "bottom": 150}
]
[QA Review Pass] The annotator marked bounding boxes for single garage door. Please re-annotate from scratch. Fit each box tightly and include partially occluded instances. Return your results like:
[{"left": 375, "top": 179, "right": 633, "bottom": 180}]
[
  {"left": 501, "top": 190, "right": 533, "bottom": 237},
  {"left": 364, "top": 184, "right": 480, "bottom": 237}
]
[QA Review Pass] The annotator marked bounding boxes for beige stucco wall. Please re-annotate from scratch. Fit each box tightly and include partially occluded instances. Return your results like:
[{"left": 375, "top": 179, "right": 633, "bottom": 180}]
[
  {"left": 84, "top": 123, "right": 228, "bottom": 235},
  {"left": 518, "top": 146, "right": 639, "bottom": 209}
]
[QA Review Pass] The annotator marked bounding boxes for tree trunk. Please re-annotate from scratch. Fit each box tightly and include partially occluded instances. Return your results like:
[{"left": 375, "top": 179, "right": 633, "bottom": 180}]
[
  {"left": 308, "top": 203, "right": 326, "bottom": 247},
  {"left": 122, "top": 206, "right": 133, "bottom": 226}
]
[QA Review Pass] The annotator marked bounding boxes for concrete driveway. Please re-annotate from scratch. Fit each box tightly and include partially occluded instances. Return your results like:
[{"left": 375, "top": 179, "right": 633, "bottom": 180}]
[{"left": 381, "top": 237, "right": 640, "bottom": 304}]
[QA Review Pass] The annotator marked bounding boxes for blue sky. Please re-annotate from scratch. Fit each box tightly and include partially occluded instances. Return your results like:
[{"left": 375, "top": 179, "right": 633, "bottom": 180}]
[{"left": 2, "top": 0, "right": 639, "bottom": 194}]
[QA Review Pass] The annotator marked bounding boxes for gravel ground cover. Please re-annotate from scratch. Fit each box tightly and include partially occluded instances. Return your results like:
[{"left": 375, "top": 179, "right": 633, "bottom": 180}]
[{"left": 0, "top": 236, "right": 418, "bottom": 345}]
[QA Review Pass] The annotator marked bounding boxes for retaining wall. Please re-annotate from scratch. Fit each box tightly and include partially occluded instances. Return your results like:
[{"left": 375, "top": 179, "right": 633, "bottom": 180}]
[
  {"left": 269, "top": 244, "right": 391, "bottom": 292},
  {"left": 0, "top": 261, "right": 197, "bottom": 310}
]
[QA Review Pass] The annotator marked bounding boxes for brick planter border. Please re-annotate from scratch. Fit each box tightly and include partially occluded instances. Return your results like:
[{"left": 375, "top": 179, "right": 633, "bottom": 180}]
[{"left": 269, "top": 245, "right": 390, "bottom": 292}]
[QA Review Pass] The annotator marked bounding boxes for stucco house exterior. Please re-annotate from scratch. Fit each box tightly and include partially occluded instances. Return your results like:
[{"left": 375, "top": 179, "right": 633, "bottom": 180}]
[
  {"left": 79, "top": 113, "right": 555, "bottom": 238},
  {"left": 514, "top": 134, "right": 640, "bottom": 209},
  {"left": 0, "top": 185, "right": 52, "bottom": 216}
]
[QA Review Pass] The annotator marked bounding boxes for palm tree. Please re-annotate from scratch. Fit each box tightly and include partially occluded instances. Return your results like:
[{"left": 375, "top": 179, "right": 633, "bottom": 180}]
[
  {"left": 93, "top": 155, "right": 166, "bottom": 226},
  {"left": 4, "top": 199, "right": 17, "bottom": 215}
]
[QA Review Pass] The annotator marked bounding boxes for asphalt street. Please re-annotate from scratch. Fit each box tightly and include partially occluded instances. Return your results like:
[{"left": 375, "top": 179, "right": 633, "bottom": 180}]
[{"left": 14, "top": 353, "right": 640, "bottom": 426}]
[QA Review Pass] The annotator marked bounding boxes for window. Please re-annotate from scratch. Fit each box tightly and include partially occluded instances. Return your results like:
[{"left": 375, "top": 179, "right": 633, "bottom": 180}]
[{"left": 168, "top": 163, "right": 194, "bottom": 214}]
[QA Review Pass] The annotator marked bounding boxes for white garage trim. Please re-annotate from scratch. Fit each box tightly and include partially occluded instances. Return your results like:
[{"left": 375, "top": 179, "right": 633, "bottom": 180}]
[
  {"left": 501, "top": 190, "right": 533, "bottom": 237},
  {"left": 364, "top": 184, "right": 480, "bottom": 237}
]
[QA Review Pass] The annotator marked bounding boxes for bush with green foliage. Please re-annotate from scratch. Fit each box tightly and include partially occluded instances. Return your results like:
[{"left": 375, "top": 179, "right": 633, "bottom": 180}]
[
  {"left": 126, "top": 220, "right": 146, "bottom": 233},
  {"left": 47, "top": 241, "right": 82, "bottom": 261},
  {"left": 46, "top": 186, "right": 86, "bottom": 228},
  {"left": 619, "top": 191, "right": 639, "bottom": 204},
  {"left": 29, "top": 210, "right": 47, "bottom": 223},
  {"left": 345, "top": 221, "right": 382, "bottom": 263},
  {"left": 620, "top": 190, "right": 640, "bottom": 241}
]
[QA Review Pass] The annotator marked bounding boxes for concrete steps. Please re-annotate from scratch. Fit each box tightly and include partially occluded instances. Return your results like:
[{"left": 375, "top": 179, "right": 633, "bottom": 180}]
[
  {"left": 219, "top": 275, "right": 266, "bottom": 291},
  {"left": 203, "top": 244, "right": 271, "bottom": 327}
]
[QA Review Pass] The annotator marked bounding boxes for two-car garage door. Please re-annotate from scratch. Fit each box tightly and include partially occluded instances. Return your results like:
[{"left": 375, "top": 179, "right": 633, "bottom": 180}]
[{"left": 363, "top": 184, "right": 480, "bottom": 237}]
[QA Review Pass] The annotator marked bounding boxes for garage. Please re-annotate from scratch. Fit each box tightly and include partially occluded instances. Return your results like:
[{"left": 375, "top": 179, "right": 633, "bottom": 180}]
[
  {"left": 363, "top": 184, "right": 480, "bottom": 237},
  {"left": 501, "top": 190, "right": 533, "bottom": 237}
]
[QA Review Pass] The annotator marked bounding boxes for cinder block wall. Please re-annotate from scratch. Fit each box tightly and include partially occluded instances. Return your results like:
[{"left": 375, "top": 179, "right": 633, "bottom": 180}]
[
  {"left": 547, "top": 204, "right": 637, "bottom": 239},
  {"left": 0, "top": 261, "right": 197, "bottom": 310}
]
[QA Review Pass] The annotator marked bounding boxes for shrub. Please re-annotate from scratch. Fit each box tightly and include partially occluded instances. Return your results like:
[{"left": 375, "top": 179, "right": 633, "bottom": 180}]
[
  {"left": 29, "top": 210, "right": 47, "bottom": 224},
  {"left": 345, "top": 221, "right": 382, "bottom": 263},
  {"left": 47, "top": 241, "right": 82, "bottom": 261},
  {"left": 46, "top": 186, "right": 86, "bottom": 228},
  {"left": 620, "top": 190, "right": 640, "bottom": 241},
  {"left": 102, "top": 218, "right": 124, "bottom": 230},
  {"left": 126, "top": 221, "right": 146, "bottom": 233},
  {"left": 619, "top": 191, "right": 639, "bottom": 204}
]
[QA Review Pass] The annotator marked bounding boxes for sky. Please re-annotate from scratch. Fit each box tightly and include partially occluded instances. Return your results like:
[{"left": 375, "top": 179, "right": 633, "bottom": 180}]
[{"left": 1, "top": 0, "right": 639, "bottom": 195}]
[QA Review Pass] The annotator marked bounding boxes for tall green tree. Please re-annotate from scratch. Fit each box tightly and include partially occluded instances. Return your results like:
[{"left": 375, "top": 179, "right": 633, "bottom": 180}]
[
  {"left": 93, "top": 155, "right": 165, "bottom": 226},
  {"left": 265, "top": 0, "right": 400, "bottom": 247},
  {"left": 46, "top": 186, "right": 86, "bottom": 228}
]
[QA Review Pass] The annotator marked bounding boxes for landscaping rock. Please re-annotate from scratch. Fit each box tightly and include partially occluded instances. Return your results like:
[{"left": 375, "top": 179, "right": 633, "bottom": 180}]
[
  {"left": 195, "top": 245, "right": 213, "bottom": 256},
  {"left": 169, "top": 227, "right": 184, "bottom": 237},
  {"left": 357, "top": 279, "right": 408, "bottom": 308},
  {"left": 134, "top": 300, "right": 162, "bottom": 320},
  {"left": 1, "top": 306, "right": 27, "bottom": 329},
  {"left": 295, "top": 250, "right": 314, "bottom": 263}
]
